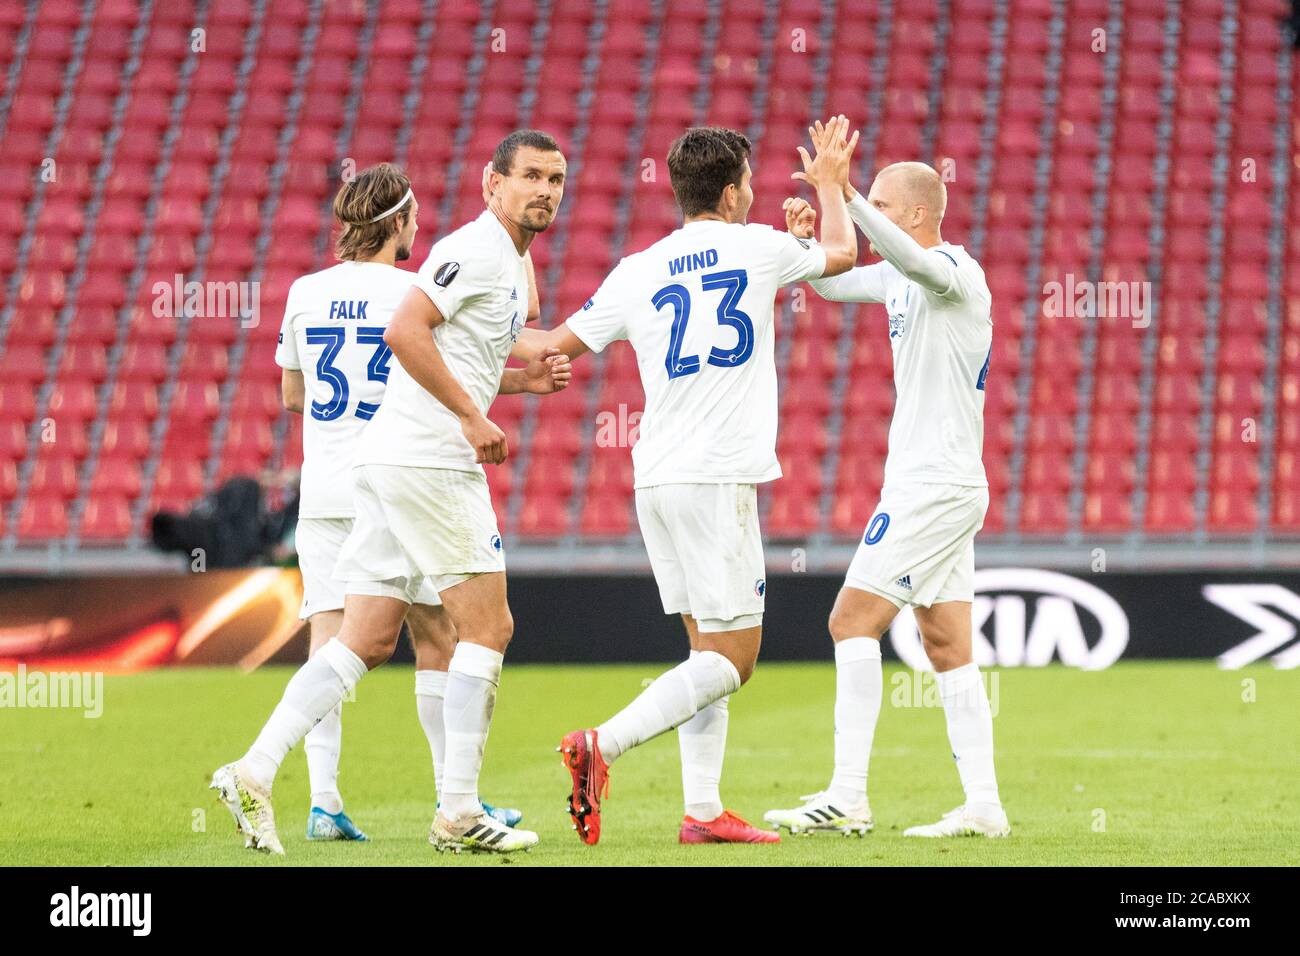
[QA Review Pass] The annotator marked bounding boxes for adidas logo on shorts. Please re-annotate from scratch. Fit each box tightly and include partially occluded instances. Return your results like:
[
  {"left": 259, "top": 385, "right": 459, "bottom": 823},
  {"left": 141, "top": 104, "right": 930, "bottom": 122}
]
[{"left": 895, "top": 574, "right": 912, "bottom": 590}]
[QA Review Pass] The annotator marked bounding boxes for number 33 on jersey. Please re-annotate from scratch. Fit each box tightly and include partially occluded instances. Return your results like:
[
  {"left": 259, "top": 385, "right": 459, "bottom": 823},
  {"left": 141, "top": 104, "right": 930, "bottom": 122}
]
[{"left": 276, "top": 260, "right": 415, "bottom": 518}]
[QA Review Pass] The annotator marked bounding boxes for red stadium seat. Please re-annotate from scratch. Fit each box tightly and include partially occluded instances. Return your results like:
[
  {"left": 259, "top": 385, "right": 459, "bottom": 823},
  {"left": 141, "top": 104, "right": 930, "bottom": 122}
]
[
  {"left": 152, "top": 459, "right": 205, "bottom": 505},
  {"left": 27, "top": 455, "right": 80, "bottom": 500},
  {"left": 1019, "top": 491, "right": 1070, "bottom": 533},
  {"left": 766, "top": 492, "right": 821, "bottom": 538},
  {"left": 1207, "top": 491, "right": 1258, "bottom": 533},
  {"left": 0, "top": 385, "right": 37, "bottom": 424},
  {"left": 0, "top": 459, "right": 17, "bottom": 501},
  {"left": 46, "top": 380, "right": 100, "bottom": 421},
  {"left": 90, "top": 456, "right": 143, "bottom": 500},
  {"left": 79, "top": 494, "right": 134, "bottom": 542},
  {"left": 517, "top": 493, "right": 570, "bottom": 537},
  {"left": 1082, "top": 491, "right": 1134, "bottom": 534},
  {"left": 17, "top": 496, "right": 70, "bottom": 541},
  {"left": 579, "top": 493, "right": 631, "bottom": 536}
]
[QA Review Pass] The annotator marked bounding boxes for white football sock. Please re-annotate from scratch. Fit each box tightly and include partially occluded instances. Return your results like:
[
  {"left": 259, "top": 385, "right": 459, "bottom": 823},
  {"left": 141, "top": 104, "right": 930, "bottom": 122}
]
[
  {"left": 242, "top": 639, "right": 368, "bottom": 792},
  {"left": 304, "top": 701, "right": 343, "bottom": 815},
  {"left": 414, "top": 669, "right": 449, "bottom": 802},
  {"left": 934, "top": 662, "right": 1001, "bottom": 812},
  {"left": 598, "top": 650, "right": 741, "bottom": 764},
  {"left": 440, "top": 642, "right": 503, "bottom": 821},
  {"left": 678, "top": 651, "right": 729, "bottom": 821},
  {"left": 826, "top": 637, "right": 882, "bottom": 809}
]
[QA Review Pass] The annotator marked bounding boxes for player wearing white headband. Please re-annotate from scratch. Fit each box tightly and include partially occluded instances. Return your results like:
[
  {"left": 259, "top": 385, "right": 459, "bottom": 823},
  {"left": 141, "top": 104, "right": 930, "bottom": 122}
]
[{"left": 212, "top": 155, "right": 571, "bottom": 854}]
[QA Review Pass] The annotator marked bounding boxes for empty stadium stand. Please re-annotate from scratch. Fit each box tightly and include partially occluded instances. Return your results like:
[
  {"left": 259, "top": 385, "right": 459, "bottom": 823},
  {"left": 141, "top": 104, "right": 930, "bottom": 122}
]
[{"left": 0, "top": 0, "right": 1295, "bottom": 555}]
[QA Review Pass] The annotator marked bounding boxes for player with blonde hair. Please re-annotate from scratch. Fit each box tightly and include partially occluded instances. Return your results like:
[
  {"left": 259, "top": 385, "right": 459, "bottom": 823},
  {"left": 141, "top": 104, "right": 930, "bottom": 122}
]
[{"left": 765, "top": 141, "right": 1006, "bottom": 839}]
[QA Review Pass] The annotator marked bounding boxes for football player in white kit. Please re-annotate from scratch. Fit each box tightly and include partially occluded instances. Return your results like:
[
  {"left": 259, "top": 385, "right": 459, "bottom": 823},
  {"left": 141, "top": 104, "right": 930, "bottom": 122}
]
[
  {"left": 529, "top": 118, "right": 860, "bottom": 845},
  {"left": 764, "top": 146, "right": 1009, "bottom": 839},
  {"left": 212, "top": 133, "right": 571, "bottom": 855},
  {"left": 270, "top": 163, "right": 533, "bottom": 842}
]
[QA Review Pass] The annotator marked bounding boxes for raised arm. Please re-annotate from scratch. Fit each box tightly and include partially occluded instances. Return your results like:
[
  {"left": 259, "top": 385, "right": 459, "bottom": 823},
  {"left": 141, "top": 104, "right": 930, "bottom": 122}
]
[
  {"left": 843, "top": 188, "right": 955, "bottom": 296},
  {"left": 791, "top": 115, "right": 859, "bottom": 277},
  {"left": 784, "top": 196, "right": 888, "bottom": 304},
  {"left": 809, "top": 263, "right": 891, "bottom": 303}
]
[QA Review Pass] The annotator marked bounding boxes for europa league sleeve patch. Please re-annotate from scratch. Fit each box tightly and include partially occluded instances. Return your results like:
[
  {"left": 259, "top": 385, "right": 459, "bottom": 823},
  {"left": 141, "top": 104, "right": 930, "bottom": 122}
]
[{"left": 433, "top": 261, "right": 461, "bottom": 287}]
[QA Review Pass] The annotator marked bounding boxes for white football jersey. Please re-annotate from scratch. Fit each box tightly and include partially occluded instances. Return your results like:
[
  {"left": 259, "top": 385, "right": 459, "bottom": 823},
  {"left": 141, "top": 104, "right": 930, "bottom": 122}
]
[
  {"left": 355, "top": 211, "right": 527, "bottom": 472},
  {"left": 567, "top": 220, "right": 826, "bottom": 488},
  {"left": 276, "top": 261, "right": 415, "bottom": 518},
  {"left": 811, "top": 234, "right": 991, "bottom": 488}
]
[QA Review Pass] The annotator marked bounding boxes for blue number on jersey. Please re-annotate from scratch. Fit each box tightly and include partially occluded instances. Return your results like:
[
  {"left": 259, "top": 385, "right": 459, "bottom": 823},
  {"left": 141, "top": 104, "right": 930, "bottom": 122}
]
[
  {"left": 355, "top": 326, "right": 392, "bottom": 420},
  {"left": 976, "top": 345, "right": 991, "bottom": 391},
  {"left": 864, "top": 512, "right": 890, "bottom": 545},
  {"left": 654, "top": 269, "right": 754, "bottom": 379},
  {"left": 305, "top": 327, "right": 349, "bottom": 421},
  {"left": 702, "top": 269, "right": 754, "bottom": 367},
  {"left": 654, "top": 283, "right": 698, "bottom": 380},
  {"left": 305, "top": 326, "right": 392, "bottom": 421}
]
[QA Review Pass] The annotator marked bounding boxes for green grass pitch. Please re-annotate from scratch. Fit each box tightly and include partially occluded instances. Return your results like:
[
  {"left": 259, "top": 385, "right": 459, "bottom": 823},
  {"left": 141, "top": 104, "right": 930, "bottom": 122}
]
[{"left": 2, "top": 661, "right": 1296, "bottom": 866}]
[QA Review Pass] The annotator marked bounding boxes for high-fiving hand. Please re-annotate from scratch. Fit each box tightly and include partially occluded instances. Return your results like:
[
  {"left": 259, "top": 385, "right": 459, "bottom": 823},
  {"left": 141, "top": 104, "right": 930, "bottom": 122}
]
[
  {"left": 791, "top": 114, "right": 859, "bottom": 192},
  {"left": 782, "top": 196, "right": 817, "bottom": 239}
]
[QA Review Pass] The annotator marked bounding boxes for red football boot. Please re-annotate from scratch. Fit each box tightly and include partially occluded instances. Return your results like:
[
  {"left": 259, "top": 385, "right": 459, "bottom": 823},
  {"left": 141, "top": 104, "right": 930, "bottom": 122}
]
[
  {"left": 559, "top": 729, "right": 610, "bottom": 845},
  {"left": 678, "top": 809, "right": 781, "bottom": 844}
]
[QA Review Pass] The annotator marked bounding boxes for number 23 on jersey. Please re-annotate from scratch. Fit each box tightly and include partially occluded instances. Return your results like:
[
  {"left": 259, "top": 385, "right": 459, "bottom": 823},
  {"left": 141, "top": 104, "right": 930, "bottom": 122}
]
[{"left": 653, "top": 268, "right": 754, "bottom": 380}]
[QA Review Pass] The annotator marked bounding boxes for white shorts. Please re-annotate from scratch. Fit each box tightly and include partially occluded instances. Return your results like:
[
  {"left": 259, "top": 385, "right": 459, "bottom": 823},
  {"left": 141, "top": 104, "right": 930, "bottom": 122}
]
[
  {"left": 296, "top": 517, "right": 442, "bottom": 618},
  {"left": 844, "top": 482, "right": 988, "bottom": 609},
  {"left": 334, "top": 464, "right": 505, "bottom": 601},
  {"left": 635, "top": 483, "right": 765, "bottom": 633}
]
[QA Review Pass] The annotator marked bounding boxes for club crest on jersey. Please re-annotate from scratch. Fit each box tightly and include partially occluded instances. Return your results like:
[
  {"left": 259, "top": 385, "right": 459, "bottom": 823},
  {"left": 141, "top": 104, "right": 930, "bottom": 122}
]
[
  {"left": 510, "top": 286, "right": 518, "bottom": 300},
  {"left": 754, "top": 579, "right": 766, "bottom": 598},
  {"left": 888, "top": 291, "right": 908, "bottom": 339},
  {"left": 433, "top": 261, "right": 460, "bottom": 287}
]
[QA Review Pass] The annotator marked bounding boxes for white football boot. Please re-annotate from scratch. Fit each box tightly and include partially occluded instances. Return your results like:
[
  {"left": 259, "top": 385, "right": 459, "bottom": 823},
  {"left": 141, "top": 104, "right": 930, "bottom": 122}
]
[
  {"left": 903, "top": 804, "right": 1010, "bottom": 838},
  {"left": 429, "top": 810, "right": 539, "bottom": 854},
  {"left": 763, "top": 792, "right": 874, "bottom": 836},
  {"left": 210, "top": 762, "right": 285, "bottom": 855}
]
